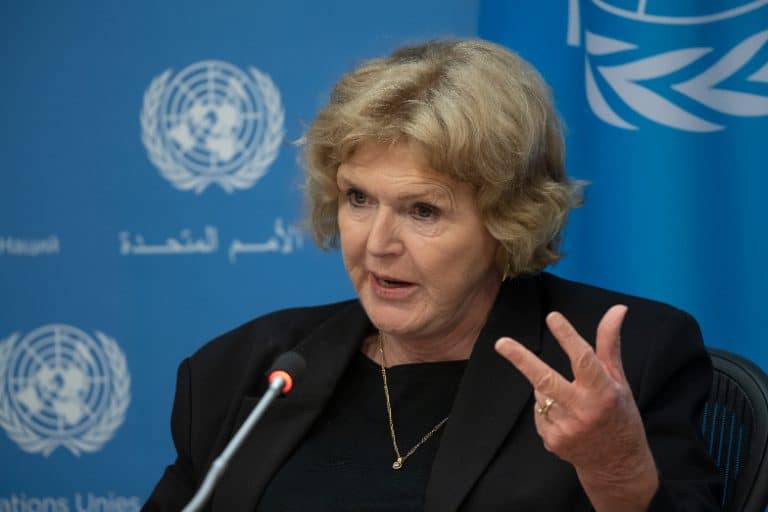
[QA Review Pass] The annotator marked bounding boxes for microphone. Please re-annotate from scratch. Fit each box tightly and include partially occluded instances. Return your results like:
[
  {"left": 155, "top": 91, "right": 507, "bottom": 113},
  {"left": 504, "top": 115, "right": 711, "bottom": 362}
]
[
  {"left": 266, "top": 351, "right": 306, "bottom": 394},
  {"left": 182, "top": 351, "right": 307, "bottom": 512}
]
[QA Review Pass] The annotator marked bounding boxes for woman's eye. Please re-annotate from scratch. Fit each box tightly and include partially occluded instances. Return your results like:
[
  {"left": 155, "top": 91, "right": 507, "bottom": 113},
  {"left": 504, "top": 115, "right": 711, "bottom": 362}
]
[
  {"left": 413, "top": 203, "right": 439, "bottom": 220},
  {"left": 346, "top": 189, "right": 368, "bottom": 207}
]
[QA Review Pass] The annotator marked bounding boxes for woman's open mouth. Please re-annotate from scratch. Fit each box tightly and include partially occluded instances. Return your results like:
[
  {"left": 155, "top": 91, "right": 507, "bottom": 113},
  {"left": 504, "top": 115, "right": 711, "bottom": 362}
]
[
  {"left": 377, "top": 277, "right": 411, "bottom": 288},
  {"left": 370, "top": 272, "right": 417, "bottom": 297}
]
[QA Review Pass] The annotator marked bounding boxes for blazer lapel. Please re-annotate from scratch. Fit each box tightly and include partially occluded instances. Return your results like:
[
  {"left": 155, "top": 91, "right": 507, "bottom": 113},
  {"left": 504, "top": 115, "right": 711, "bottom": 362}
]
[
  {"left": 424, "top": 275, "right": 544, "bottom": 512},
  {"left": 212, "top": 301, "right": 371, "bottom": 511}
]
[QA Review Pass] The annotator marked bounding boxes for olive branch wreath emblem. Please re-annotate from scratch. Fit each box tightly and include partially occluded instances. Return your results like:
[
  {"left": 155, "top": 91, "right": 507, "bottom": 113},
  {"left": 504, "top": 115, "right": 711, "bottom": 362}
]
[
  {"left": 584, "top": 29, "right": 768, "bottom": 131},
  {"left": 0, "top": 328, "right": 131, "bottom": 457},
  {"left": 141, "top": 64, "right": 285, "bottom": 193}
]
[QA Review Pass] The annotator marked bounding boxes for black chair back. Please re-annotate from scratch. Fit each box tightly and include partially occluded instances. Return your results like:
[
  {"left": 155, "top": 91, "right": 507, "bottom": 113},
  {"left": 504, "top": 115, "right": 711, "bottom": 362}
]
[{"left": 702, "top": 348, "right": 768, "bottom": 511}]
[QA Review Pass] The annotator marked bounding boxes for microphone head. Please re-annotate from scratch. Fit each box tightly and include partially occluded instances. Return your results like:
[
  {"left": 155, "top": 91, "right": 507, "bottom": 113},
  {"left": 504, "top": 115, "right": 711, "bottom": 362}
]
[{"left": 267, "top": 351, "right": 307, "bottom": 394}]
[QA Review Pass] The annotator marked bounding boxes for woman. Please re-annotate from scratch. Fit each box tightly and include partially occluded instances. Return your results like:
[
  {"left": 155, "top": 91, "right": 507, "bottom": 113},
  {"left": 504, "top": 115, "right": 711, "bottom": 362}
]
[{"left": 145, "top": 39, "right": 720, "bottom": 511}]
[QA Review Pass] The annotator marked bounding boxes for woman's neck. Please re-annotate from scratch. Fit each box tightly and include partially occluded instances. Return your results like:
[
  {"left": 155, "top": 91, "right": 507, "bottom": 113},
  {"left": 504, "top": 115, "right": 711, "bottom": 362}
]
[{"left": 361, "top": 294, "right": 498, "bottom": 367}]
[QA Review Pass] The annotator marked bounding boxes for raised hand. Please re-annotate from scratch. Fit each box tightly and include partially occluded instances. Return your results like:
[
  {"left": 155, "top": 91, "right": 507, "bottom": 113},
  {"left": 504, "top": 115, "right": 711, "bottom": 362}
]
[{"left": 495, "top": 305, "right": 658, "bottom": 512}]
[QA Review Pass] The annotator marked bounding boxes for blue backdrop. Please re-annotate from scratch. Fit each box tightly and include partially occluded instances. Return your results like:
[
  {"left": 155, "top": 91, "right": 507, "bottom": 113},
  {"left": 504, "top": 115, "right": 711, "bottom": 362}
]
[
  {"left": 1, "top": 0, "right": 765, "bottom": 508},
  {"left": 479, "top": 0, "right": 768, "bottom": 371}
]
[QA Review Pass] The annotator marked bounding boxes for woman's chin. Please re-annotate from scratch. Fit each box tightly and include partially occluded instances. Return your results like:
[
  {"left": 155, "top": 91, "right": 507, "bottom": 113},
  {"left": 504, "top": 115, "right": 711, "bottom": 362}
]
[{"left": 362, "top": 304, "right": 425, "bottom": 337}]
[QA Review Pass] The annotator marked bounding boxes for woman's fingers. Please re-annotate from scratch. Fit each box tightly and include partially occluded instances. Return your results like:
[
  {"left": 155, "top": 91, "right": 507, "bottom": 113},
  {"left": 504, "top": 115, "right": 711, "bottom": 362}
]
[
  {"left": 545, "top": 311, "right": 606, "bottom": 389},
  {"left": 495, "top": 337, "right": 572, "bottom": 402},
  {"left": 595, "top": 305, "right": 629, "bottom": 384},
  {"left": 496, "top": 306, "right": 653, "bottom": 492}
]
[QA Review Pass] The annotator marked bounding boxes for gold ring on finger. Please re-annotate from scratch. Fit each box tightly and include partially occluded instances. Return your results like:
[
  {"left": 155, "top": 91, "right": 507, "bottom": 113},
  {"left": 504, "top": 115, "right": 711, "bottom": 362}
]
[{"left": 536, "top": 397, "right": 555, "bottom": 417}]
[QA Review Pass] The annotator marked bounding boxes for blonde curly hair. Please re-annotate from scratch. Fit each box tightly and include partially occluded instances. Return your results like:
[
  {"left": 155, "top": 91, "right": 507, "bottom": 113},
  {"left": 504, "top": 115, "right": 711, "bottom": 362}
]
[{"left": 301, "top": 39, "right": 582, "bottom": 276}]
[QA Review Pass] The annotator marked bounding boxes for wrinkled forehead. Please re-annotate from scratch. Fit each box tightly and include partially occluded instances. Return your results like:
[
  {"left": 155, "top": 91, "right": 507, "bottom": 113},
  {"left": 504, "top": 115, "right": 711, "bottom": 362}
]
[
  {"left": 338, "top": 138, "right": 457, "bottom": 182},
  {"left": 338, "top": 140, "right": 440, "bottom": 180},
  {"left": 336, "top": 140, "right": 469, "bottom": 204}
]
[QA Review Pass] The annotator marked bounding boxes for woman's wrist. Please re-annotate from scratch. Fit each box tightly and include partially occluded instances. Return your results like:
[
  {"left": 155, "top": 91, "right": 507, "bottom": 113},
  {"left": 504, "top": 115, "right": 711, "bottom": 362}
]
[{"left": 576, "top": 449, "right": 659, "bottom": 512}]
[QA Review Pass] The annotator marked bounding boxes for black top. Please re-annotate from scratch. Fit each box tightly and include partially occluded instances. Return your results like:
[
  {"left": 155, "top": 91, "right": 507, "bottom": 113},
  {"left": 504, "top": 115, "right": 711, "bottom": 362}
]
[{"left": 257, "top": 352, "right": 468, "bottom": 511}]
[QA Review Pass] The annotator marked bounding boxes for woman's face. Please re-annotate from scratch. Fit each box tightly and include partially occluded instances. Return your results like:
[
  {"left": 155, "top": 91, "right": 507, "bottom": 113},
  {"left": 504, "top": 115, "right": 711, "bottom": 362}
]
[{"left": 337, "top": 140, "right": 501, "bottom": 342}]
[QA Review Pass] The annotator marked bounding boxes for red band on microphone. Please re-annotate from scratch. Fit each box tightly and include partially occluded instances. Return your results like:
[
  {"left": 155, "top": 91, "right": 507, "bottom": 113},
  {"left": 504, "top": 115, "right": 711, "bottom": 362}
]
[{"left": 269, "top": 370, "right": 294, "bottom": 394}]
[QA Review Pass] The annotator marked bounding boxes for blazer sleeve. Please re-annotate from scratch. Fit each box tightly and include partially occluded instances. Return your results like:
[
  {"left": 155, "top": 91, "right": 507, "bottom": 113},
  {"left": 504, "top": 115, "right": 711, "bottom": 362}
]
[
  {"left": 637, "top": 309, "right": 722, "bottom": 511},
  {"left": 142, "top": 358, "right": 197, "bottom": 512}
]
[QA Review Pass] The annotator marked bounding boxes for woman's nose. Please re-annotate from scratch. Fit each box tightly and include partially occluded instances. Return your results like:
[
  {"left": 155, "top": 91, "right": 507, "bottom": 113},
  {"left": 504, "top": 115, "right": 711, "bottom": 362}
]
[{"left": 366, "top": 209, "right": 403, "bottom": 256}]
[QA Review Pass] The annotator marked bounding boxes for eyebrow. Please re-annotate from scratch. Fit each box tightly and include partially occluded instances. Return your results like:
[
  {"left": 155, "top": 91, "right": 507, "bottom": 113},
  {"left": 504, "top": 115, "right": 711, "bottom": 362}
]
[
  {"left": 336, "top": 172, "right": 354, "bottom": 188},
  {"left": 394, "top": 189, "right": 452, "bottom": 204},
  {"left": 338, "top": 173, "right": 453, "bottom": 202}
]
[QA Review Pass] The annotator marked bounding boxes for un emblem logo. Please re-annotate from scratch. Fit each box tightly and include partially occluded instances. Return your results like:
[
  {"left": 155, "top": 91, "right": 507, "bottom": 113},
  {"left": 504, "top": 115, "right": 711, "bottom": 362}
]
[
  {"left": 568, "top": 0, "right": 768, "bottom": 131},
  {"left": 141, "top": 60, "right": 285, "bottom": 193},
  {"left": 0, "top": 325, "right": 130, "bottom": 456}
]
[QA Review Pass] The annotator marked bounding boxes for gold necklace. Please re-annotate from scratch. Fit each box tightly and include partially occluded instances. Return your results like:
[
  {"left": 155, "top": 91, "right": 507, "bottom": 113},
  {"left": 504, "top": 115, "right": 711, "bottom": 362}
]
[{"left": 378, "top": 332, "right": 449, "bottom": 470}]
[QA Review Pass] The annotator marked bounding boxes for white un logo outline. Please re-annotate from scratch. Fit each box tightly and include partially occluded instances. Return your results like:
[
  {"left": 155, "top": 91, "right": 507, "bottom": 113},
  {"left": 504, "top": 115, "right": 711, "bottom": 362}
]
[
  {"left": 0, "top": 325, "right": 130, "bottom": 457},
  {"left": 141, "top": 60, "right": 285, "bottom": 193}
]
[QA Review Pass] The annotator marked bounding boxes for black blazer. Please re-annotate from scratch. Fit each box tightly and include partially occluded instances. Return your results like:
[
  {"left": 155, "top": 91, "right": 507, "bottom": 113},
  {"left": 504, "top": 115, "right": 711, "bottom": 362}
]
[{"left": 144, "top": 273, "right": 720, "bottom": 511}]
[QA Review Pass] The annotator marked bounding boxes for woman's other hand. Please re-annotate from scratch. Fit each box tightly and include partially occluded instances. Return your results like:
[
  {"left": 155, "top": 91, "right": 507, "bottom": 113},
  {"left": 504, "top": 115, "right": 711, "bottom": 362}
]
[{"left": 495, "top": 305, "right": 658, "bottom": 512}]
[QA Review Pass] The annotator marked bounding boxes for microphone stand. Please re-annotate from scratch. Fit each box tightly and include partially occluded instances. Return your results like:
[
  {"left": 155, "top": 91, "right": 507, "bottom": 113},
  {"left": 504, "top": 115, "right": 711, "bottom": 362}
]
[{"left": 181, "top": 375, "right": 286, "bottom": 512}]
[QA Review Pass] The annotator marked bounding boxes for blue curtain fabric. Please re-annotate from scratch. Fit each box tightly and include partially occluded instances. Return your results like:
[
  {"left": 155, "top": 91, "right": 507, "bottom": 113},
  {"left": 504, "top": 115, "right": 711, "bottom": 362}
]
[{"left": 480, "top": 0, "right": 768, "bottom": 370}]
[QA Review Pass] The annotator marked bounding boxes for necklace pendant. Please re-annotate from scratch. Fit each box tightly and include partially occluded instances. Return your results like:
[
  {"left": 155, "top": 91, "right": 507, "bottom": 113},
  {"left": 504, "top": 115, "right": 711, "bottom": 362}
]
[{"left": 392, "top": 458, "right": 403, "bottom": 470}]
